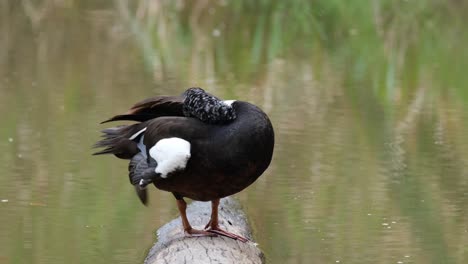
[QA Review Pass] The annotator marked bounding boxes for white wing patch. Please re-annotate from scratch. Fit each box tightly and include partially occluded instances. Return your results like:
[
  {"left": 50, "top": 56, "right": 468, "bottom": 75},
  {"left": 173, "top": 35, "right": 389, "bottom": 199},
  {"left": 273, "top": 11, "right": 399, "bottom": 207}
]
[{"left": 149, "top": 137, "right": 191, "bottom": 178}]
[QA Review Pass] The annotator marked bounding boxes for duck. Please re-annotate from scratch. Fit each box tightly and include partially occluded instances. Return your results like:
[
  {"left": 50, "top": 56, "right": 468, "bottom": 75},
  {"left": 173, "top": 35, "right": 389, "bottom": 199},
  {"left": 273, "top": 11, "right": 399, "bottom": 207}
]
[{"left": 93, "top": 87, "right": 274, "bottom": 242}]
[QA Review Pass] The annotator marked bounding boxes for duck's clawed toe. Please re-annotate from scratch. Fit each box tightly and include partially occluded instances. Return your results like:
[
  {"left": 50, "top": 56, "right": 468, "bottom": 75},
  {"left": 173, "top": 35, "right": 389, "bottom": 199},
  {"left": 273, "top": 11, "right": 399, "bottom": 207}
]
[
  {"left": 205, "top": 226, "right": 249, "bottom": 243},
  {"left": 184, "top": 228, "right": 217, "bottom": 238}
]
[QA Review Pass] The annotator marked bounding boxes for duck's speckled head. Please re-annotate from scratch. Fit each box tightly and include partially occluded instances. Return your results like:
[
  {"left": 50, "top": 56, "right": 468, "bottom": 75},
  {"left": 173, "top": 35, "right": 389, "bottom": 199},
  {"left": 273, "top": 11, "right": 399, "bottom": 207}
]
[{"left": 182, "top": 87, "right": 237, "bottom": 124}]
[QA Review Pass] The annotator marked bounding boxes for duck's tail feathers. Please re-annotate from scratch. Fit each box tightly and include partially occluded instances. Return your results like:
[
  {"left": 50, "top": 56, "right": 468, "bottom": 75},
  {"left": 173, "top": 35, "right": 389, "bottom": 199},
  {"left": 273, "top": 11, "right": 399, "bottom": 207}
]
[{"left": 93, "top": 124, "right": 143, "bottom": 159}]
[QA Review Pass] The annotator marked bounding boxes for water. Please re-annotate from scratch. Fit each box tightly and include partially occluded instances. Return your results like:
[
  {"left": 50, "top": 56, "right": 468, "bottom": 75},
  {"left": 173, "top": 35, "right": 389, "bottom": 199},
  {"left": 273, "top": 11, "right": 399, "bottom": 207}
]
[{"left": 1, "top": 1, "right": 467, "bottom": 263}]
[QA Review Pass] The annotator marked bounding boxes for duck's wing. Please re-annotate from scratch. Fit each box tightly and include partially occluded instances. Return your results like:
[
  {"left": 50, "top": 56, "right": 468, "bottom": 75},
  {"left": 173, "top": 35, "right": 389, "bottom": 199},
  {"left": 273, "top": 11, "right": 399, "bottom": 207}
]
[
  {"left": 128, "top": 152, "right": 156, "bottom": 205},
  {"left": 101, "top": 95, "right": 185, "bottom": 123}
]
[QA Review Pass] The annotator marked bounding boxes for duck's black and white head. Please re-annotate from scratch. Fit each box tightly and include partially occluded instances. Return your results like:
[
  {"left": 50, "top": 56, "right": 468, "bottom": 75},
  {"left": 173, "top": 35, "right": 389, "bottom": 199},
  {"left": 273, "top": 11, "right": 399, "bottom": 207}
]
[{"left": 182, "top": 87, "right": 236, "bottom": 124}]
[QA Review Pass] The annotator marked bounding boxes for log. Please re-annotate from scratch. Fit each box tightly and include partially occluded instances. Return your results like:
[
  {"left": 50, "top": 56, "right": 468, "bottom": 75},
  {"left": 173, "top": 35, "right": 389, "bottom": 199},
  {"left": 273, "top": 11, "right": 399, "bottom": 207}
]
[{"left": 144, "top": 197, "right": 265, "bottom": 264}]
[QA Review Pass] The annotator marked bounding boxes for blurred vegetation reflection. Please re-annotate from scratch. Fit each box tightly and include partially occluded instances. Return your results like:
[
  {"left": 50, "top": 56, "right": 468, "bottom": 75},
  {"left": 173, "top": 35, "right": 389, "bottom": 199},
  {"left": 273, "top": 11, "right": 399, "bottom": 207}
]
[{"left": 0, "top": 0, "right": 467, "bottom": 263}]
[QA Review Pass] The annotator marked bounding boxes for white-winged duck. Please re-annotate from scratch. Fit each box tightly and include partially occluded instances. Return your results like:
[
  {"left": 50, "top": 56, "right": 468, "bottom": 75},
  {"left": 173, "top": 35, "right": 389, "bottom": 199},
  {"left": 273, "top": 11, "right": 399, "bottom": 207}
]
[{"left": 94, "top": 87, "right": 274, "bottom": 242}]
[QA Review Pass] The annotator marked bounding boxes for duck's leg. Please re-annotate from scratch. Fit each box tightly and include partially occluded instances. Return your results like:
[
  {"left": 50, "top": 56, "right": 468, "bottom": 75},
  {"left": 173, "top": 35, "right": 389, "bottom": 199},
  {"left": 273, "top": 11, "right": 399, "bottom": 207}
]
[
  {"left": 205, "top": 199, "right": 249, "bottom": 242},
  {"left": 175, "top": 197, "right": 214, "bottom": 237}
]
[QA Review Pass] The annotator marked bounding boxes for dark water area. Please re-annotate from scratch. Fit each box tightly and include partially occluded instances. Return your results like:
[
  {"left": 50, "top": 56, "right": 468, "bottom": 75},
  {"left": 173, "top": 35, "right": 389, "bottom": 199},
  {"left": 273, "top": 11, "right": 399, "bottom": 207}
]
[{"left": 1, "top": 1, "right": 467, "bottom": 263}]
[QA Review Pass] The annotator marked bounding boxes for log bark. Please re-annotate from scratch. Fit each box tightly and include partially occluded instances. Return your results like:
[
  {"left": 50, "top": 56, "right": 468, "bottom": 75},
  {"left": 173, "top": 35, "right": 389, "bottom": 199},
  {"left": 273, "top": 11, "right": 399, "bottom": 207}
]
[{"left": 144, "top": 197, "right": 265, "bottom": 264}]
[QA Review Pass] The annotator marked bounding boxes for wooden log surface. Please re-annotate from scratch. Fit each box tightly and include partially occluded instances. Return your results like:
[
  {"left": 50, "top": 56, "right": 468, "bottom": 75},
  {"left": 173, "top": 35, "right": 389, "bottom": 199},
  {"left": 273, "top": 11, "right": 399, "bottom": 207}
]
[{"left": 144, "top": 197, "right": 265, "bottom": 264}]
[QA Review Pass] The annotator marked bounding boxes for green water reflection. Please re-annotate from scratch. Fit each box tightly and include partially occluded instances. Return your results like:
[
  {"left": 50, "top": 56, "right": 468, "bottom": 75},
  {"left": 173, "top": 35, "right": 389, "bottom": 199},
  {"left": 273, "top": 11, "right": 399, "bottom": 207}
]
[{"left": 0, "top": 1, "right": 467, "bottom": 263}]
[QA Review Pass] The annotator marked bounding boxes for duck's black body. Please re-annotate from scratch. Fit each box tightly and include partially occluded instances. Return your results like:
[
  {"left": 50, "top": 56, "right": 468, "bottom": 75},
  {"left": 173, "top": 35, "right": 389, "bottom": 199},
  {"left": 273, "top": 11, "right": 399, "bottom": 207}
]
[
  {"left": 94, "top": 87, "right": 274, "bottom": 241},
  {"left": 148, "top": 101, "right": 273, "bottom": 201}
]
